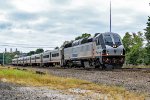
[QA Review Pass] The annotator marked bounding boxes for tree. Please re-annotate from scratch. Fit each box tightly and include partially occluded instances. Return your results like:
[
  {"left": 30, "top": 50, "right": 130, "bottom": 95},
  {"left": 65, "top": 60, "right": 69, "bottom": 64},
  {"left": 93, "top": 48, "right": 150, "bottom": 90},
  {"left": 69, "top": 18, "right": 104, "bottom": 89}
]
[
  {"left": 144, "top": 16, "right": 150, "bottom": 64},
  {"left": 145, "top": 16, "right": 150, "bottom": 45},
  {"left": 27, "top": 51, "right": 35, "bottom": 56},
  {"left": 123, "top": 32, "right": 145, "bottom": 65},
  {"left": 4, "top": 53, "right": 15, "bottom": 64},
  {"left": 35, "top": 48, "right": 44, "bottom": 54},
  {"left": 122, "top": 32, "right": 133, "bottom": 53},
  {"left": 61, "top": 40, "right": 74, "bottom": 48},
  {"left": 129, "top": 32, "right": 144, "bottom": 64},
  {"left": 27, "top": 48, "right": 44, "bottom": 56},
  {"left": 75, "top": 33, "right": 91, "bottom": 40},
  {"left": 0, "top": 53, "right": 15, "bottom": 65},
  {"left": 13, "top": 51, "right": 20, "bottom": 55}
]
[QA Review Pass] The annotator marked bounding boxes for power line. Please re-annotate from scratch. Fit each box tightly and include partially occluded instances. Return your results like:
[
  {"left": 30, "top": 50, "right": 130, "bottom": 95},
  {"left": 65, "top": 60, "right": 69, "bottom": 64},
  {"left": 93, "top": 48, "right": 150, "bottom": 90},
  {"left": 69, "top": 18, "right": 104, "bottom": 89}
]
[
  {"left": 0, "top": 42, "right": 56, "bottom": 48},
  {"left": 0, "top": 42, "right": 54, "bottom": 47},
  {"left": 0, "top": 44, "right": 55, "bottom": 48}
]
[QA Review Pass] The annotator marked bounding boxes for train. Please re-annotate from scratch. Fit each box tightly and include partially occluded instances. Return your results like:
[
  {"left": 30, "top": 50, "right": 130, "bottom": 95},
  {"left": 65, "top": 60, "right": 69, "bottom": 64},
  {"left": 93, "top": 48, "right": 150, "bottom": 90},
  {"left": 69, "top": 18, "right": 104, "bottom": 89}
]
[{"left": 12, "top": 32, "right": 125, "bottom": 69}]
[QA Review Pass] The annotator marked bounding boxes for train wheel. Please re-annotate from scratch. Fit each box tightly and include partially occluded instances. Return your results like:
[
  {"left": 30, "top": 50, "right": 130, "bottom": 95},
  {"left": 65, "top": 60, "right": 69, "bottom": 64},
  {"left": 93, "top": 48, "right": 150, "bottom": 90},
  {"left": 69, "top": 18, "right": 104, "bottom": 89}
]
[
  {"left": 102, "top": 64, "right": 114, "bottom": 70},
  {"left": 81, "top": 61, "right": 85, "bottom": 68},
  {"left": 65, "top": 61, "right": 71, "bottom": 68},
  {"left": 115, "top": 65, "right": 123, "bottom": 69},
  {"left": 94, "top": 60, "right": 100, "bottom": 69}
]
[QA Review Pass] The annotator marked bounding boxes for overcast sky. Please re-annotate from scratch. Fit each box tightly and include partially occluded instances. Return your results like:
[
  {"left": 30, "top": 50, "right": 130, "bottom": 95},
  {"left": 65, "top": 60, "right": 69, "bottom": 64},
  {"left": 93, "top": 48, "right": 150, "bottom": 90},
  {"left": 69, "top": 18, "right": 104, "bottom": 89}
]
[{"left": 0, "top": 0, "right": 150, "bottom": 53}]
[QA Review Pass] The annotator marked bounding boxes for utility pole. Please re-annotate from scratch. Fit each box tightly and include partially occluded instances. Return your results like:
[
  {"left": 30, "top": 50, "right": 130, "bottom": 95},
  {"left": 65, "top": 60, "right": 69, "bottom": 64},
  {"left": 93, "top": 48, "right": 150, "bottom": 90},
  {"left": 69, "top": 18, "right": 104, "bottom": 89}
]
[{"left": 110, "top": 0, "right": 112, "bottom": 33}]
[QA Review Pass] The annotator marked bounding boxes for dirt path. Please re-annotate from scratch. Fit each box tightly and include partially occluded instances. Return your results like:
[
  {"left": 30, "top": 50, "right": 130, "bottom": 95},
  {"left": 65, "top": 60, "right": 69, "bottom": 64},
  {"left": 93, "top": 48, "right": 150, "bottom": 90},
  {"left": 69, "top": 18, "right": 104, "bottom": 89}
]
[{"left": 0, "top": 81, "right": 87, "bottom": 100}]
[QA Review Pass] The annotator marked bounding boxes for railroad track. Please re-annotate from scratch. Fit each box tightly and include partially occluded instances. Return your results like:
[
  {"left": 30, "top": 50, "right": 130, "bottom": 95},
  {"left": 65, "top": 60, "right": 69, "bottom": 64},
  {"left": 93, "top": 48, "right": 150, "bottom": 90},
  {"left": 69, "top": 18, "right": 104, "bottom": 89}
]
[
  {"left": 116, "top": 68, "right": 150, "bottom": 72},
  {"left": 12, "top": 66, "right": 150, "bottom": 73}
]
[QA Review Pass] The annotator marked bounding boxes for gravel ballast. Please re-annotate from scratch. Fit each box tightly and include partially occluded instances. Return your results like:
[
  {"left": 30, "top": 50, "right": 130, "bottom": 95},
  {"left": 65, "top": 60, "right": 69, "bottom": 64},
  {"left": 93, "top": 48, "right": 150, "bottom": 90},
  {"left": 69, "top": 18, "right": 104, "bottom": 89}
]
[
  {"left": 0, "top": 81, "right": 113, "bottom": 100},
  {"left": 0, "top": 81, "right": 83, "bottom": 100},
  {"left": 25, "top": 67, "right": 150, "bottom": 95}
]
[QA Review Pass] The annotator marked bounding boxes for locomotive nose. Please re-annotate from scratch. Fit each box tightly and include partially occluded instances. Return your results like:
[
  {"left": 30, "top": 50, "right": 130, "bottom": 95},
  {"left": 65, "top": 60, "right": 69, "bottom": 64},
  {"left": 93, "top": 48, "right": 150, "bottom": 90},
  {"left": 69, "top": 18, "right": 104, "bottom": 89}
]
[{"left": 113, "top": 44, "right": 117, "bottom": 48}]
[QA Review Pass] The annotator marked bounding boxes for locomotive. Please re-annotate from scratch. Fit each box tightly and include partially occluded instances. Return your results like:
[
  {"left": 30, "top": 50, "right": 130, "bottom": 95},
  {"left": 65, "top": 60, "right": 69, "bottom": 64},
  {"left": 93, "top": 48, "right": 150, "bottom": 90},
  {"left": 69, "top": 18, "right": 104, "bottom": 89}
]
[{"left": 12, "top": 32, "right": 125, "bottom": 69}]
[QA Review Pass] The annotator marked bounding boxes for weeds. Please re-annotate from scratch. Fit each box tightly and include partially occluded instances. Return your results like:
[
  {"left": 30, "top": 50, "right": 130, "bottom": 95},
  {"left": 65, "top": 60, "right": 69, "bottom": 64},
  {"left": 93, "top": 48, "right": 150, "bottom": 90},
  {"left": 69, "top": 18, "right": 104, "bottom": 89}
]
[{"left": 0, "top": 66, "right": 145, "bottom": 100}]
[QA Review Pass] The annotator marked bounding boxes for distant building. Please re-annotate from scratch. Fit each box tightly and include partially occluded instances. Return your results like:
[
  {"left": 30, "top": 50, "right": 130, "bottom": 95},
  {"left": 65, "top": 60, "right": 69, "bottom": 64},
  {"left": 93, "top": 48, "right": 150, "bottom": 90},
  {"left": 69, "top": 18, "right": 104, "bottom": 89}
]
[
  {"left": 10, "top": 48, "right": 12, "bottom": 53},
  {"left": 5, "top": 48, "right": 7, "bottom": 53},
  {"left": 15, "top": 48, "right": 17, "bottom": 52}
]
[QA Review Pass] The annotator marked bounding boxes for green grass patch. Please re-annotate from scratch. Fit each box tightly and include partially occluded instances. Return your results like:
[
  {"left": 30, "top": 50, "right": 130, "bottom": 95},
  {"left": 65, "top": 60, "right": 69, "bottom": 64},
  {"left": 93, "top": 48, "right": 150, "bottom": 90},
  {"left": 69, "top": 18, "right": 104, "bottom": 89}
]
[{"left": 0, "top": 66, "right": 146, "bottom": 100}]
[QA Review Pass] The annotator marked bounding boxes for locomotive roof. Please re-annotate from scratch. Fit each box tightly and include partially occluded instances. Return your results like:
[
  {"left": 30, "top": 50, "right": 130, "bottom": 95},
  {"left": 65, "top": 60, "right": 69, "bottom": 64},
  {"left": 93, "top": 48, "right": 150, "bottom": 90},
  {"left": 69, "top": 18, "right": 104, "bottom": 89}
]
[{"left": 94, "top": 32, "right": 119, "bottom": 37}]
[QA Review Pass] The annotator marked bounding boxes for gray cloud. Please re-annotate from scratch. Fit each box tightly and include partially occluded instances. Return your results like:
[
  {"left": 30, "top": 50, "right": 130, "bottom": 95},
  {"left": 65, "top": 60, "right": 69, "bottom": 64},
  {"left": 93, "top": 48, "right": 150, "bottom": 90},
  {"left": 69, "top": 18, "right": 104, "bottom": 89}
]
[
  {"left": 9, "top": 12, "right": 39, "bottom": 21},
  {"left": 0, "top": 21, "right": 12, "bottom": 30},
  {"left": 0, "top": 0, "right": 13, "bottom": 10},
  {"left": 0, "top": 0, "right": 149, "bottom": 52},
  {"left": 51, "top": 0, "right": 70, "bottom": 5}
]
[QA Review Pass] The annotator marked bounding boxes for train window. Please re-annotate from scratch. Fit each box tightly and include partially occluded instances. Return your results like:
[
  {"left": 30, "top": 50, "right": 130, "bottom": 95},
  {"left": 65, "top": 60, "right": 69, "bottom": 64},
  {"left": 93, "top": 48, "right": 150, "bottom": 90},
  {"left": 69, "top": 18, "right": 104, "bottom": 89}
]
[
  {"left": 113, "top": 34, "right": 122, "bottom": 45},
  {"left": 52, "top": 53, "right": 59, "bottom": 57},
  {"left": 31, "top": 58, "right": 35, "bottom": 60},
  {"left": 104, "top": 35, "right": 113, "bottom": 46},
  {"left": 57, "top": 53, "right": 59, "bottom": 56},
  {"left": 104, "top": 35, "right": 112, "bottom": 42},
  {"left": 88, "top": 38, "right": 93, "bottom": 42},
  {"left": 36, "top": 57, "right": 40, "bottom": 59},
  {"left": 43, "top": 55, "right": 49, "bottom": 58}
]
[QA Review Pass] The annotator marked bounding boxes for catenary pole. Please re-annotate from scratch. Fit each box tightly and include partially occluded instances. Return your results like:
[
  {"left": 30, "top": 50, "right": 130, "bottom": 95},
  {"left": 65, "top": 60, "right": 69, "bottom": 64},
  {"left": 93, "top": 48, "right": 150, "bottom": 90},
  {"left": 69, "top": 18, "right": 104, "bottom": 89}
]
[{"left": 110, "top": 0, "right": 112, "bottom": 33}]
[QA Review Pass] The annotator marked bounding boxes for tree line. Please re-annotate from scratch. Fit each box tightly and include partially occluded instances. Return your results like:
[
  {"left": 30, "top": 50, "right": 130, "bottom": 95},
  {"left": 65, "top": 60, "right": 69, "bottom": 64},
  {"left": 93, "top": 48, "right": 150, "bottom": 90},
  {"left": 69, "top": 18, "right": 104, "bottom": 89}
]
[
  {"left": 27, "top": 48, "right": 44, "bottom": 56},
  {"left": 122, "top": 16, "right": 150, "bottom": 65},
  {"left": 122, "top": 32, "right": 149, "bottom": 65}
]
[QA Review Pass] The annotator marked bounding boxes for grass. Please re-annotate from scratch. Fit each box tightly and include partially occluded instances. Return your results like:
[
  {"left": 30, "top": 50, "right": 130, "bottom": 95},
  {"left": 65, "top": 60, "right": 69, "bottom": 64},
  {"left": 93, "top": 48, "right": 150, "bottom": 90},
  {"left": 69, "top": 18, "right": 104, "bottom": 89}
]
[{"left": 0, "top": 66, "right": 146, "bottom": 100}]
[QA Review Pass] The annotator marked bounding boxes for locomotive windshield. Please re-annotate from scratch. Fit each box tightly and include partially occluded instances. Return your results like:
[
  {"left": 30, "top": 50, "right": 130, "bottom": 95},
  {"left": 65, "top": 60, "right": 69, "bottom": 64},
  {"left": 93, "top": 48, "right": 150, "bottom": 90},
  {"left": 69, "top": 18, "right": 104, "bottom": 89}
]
[
  {"left": 103, "top": 33, "right": 122, "bottom": 46},
  {"left": 113, "top": 34, "right": 122, "bottom": 45},
  {"left": 104, "top": 34, "right": 113, "bottom": 46}
]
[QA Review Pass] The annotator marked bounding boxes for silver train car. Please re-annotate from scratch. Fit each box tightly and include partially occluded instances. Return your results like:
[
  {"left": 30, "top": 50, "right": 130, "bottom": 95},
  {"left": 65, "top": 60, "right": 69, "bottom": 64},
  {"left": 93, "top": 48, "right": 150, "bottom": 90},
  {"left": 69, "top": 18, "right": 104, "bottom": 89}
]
[
  {"left": 12, "top": 49, "right": 61, "bottom": 67},
  {"left": 12, "top": 32, "right": 125, "bottom": 69},
  {"left": 62, "top": 32, "right": 125, "bottom": 69}
]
